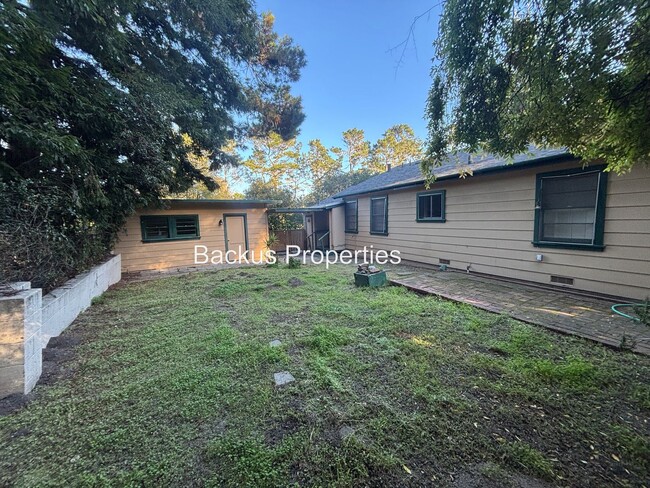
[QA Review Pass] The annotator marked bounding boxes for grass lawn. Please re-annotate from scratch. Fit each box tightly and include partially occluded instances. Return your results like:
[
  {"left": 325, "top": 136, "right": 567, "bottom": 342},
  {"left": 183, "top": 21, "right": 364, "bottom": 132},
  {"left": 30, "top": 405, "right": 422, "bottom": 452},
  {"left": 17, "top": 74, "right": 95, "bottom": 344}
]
[{"left": 1, "top": 264, "right": 649, "bottom": 487}]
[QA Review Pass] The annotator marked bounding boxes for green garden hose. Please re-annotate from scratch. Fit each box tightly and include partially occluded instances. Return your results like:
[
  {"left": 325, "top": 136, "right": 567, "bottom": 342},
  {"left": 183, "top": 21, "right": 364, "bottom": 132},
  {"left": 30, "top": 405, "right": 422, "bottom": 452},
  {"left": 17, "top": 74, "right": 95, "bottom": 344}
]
[{"left": 611, "top": 304, "right": 643, "bottom": 322}]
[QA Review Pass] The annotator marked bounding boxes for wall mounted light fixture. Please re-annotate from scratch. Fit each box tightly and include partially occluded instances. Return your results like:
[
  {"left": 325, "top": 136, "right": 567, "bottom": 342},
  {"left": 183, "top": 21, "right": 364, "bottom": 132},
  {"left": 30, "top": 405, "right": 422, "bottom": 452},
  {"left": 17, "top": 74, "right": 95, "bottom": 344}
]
[{"left": 218, "top": 219, "right": 223, "bottom": 226}]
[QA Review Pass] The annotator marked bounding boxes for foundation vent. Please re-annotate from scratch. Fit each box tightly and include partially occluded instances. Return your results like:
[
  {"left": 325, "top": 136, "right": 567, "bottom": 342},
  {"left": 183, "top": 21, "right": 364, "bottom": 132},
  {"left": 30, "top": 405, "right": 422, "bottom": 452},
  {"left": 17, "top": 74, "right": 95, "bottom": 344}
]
[
  {"left": 550, "top": 275, "right": 574, "bottom": 286},
  {"left": 439, "top": 258, "right": 451, "bottom": 265}
]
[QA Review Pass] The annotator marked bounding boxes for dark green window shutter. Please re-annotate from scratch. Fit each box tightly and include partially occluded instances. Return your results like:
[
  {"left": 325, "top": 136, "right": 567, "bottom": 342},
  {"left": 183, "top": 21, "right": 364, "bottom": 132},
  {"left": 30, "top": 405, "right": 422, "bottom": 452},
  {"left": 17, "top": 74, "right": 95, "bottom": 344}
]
[
  {"left": 141, "top": 216, "right": 170, "bottom": 241},
  {"left": 345, "top": 201, "right": 358, "bottom": 233},
  {"left": 141, "top": 215, "right": 200, "bottom": 242},
  {"left": 370, "top": 197, "right": 388, "bottom": 235}
]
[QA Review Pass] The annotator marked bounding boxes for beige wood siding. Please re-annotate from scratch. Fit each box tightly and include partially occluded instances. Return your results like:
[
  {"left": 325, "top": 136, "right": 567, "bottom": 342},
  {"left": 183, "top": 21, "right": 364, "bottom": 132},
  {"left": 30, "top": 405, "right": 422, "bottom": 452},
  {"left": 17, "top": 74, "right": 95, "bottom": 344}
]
[
  {"left": 329, "top": 206, "right": 346, "bottom": 251},
  {"left": 345, "top": 161, "right": 650, "bottom": 300},
  {"left": 113, "top": 203, "right": 269, "bottom": 272}
]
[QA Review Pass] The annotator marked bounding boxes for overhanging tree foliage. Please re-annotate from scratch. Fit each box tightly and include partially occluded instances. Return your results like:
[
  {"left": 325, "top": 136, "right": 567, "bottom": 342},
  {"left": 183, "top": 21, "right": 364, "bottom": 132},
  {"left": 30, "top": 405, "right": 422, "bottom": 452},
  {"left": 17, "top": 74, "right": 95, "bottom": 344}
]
[
  {"left": 425, "top": 0, "right": 650, "bottom": 175},
  {"left": 371, "top": 124, "right": 424, "bottom": 172},
  {"left": 0, "top": 1, "right": 305, "bottom": 288},
  {"left": 170, "top": 135, "right": 235, "bottom": 200}
]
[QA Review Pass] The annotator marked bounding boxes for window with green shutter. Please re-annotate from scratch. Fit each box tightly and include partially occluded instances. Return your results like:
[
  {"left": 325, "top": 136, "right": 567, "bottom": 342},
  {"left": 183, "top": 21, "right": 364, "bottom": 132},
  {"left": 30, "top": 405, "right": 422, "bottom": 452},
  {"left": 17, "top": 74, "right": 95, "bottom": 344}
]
[
  {"left": 345, "top": 200, "right": 358, "bottom": 233},
  {"left": 370, "top": 196, "right": 388, "bottom": 235},
  {"left": 141, "top": 215, "right": 200, "bottom": 242}
]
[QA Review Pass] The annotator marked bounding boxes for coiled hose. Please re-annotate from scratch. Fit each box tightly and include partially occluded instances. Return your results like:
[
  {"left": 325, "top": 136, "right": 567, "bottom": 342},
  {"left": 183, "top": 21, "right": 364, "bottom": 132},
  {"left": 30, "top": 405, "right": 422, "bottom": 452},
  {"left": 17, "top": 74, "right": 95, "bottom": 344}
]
[{"left": 611, "top": 303, "right": 645, "bottom": 322}]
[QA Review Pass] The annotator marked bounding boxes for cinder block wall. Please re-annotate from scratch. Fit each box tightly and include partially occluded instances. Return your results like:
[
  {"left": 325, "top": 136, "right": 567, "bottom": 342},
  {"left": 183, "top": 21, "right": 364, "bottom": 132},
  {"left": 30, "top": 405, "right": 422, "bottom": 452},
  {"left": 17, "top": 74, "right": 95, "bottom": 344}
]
[
  {"left": 0, "top": 255, "right": 121, "bottom": 399},
  {"left": 0, "top": 284, "right": 43, "bottom": 397},
  {"left": 41, "top": 254, "right": 122, "bottom": 344}
]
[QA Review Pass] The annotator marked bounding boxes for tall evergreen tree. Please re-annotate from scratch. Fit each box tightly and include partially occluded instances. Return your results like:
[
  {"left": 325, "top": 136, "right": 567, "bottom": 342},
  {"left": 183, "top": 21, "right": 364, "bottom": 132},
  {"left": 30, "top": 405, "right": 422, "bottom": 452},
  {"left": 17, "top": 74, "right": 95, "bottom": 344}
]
[
  {"left": 302, "top": 139, "right": 341, "bottom": 188},
  {"left": 341, "top": 128, "right": 371, "bottom": 172},
  {"left": 370, "top": 124, "right": 424, "bottom": 171},
  {"left": 242, "top": 132, "right": 302, "bottom": 191}
]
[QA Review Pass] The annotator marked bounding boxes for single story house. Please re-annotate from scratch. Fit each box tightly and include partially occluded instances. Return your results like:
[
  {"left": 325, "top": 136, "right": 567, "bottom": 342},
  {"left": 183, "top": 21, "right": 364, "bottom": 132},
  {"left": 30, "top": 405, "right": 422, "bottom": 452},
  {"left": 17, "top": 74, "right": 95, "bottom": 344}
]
[
  {"left": 113, "top": 199, "right": 273, "bottom": 273},
  {"left": 302, "top": 147, "right": 650, "bottom": 300}
]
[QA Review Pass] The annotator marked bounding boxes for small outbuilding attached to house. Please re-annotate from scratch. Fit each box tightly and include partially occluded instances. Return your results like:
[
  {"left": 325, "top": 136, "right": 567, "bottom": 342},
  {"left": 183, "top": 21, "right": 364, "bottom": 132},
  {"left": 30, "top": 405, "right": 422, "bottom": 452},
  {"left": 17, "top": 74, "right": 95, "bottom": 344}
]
[
  {"left": 113, "top": 199, "right": 275, "bottom": 273},
  {"left": 269, "top": 196, "right": 347, "bottom": 252}
]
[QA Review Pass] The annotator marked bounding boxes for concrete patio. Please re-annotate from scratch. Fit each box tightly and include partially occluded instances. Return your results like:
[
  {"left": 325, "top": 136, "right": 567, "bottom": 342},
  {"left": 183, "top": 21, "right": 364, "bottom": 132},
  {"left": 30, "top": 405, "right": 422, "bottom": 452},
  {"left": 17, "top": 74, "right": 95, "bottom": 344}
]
[{"left": 388, "top": 265, "right": 650, "bottom": 355}]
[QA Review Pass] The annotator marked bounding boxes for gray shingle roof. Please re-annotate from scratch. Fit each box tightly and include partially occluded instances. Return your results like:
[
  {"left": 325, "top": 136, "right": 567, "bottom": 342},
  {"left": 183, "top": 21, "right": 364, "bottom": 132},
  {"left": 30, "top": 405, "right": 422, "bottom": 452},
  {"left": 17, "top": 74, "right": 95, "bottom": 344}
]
[
  {"left": 309, "top": 195, "right": 345, "bottom": 209},
  {"left": 333, "top": 147, "right": 571, "bottom": 198}
]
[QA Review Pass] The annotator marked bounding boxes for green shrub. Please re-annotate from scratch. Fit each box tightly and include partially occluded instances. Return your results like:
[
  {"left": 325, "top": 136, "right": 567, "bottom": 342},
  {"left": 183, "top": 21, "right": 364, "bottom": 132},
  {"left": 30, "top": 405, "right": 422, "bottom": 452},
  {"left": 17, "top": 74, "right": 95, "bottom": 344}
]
[
  {"left": 633, "top": 299, "right": 650, "bottom": 326},
  {"left": 0, "top": 180, "right": 112, "bottom": 292},
  {"left": 286, "top": 257, "right": 301, "bottom": 269},
  {"left": 264, "top": 233, "right": 279, "bottom": 250}
]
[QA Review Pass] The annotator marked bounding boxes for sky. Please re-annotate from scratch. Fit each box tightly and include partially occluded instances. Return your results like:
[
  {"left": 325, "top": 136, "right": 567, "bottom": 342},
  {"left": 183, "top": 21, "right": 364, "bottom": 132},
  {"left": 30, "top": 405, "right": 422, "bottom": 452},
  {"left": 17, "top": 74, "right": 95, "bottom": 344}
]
[{"left": 255, "top": 0, "right": 442, "bottom": 151}]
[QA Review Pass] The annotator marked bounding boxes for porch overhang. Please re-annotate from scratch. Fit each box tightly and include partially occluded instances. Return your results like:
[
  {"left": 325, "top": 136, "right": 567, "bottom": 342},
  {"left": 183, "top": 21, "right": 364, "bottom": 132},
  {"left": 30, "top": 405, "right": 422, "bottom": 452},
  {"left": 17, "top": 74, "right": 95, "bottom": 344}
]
[
  {"left": 268, "top": 202, "right": 344, "bottom": 214},
  {"left": 268, "top": 207, "right": 321, "bottom": 214}
]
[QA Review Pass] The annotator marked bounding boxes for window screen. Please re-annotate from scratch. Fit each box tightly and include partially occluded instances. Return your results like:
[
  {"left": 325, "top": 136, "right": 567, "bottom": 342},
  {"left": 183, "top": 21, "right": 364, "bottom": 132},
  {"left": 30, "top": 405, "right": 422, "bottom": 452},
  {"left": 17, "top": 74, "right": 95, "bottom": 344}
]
[
  {"left": 539, "top": 172, "right": 599, "bottom": 244},
  {"left": 417, "top": 191, "right": 445, "bottom": 221},
  {"left": 370, "top": 197, "right": 387, "bottom": 234},
  {"left": 345, "top": 201, "right": 358, "bottom": 232},
  {"left": 141, "top": 215, "right": 200, "bottom": 241}
]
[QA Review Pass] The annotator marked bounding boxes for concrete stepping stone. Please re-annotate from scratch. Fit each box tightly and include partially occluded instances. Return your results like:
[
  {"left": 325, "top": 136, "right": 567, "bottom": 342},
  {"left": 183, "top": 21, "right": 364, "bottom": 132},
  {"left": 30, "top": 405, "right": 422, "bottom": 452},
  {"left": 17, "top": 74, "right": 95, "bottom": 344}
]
[
  {"left": 273, "top": 371, "right": 295, "bottom": 386},
  {"left": 269, "top": 339, "right": 282, "bottom": 347}
]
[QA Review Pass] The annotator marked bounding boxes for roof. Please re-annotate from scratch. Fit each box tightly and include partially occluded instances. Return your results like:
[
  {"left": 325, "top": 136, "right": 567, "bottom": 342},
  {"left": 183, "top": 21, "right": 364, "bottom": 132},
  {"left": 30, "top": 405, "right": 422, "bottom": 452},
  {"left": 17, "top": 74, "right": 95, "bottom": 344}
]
[
  {"left": 162, "top": 198, "right": 278, "bottom": 206},
  {"left": 333, "top": 147, "right": 572, "bottom": 198},
  {"left": 309, "top": 195, "right": 345, "bottom": 210}
]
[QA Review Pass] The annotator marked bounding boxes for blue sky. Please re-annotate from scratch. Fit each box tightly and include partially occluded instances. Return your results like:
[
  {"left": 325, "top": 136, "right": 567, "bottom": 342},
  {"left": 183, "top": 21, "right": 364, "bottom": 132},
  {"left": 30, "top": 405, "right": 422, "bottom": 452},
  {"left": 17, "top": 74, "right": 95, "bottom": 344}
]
[{"left": 255, "top": 0, "right": 442, "bottom": 150}]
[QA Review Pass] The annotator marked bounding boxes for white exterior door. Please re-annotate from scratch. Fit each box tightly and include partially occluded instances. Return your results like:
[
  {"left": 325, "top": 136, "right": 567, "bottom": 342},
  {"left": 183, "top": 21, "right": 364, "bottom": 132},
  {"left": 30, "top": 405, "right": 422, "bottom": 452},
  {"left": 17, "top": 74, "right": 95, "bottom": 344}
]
[{"left": 224, "top": 215, "right": 247, "bottom": 253}]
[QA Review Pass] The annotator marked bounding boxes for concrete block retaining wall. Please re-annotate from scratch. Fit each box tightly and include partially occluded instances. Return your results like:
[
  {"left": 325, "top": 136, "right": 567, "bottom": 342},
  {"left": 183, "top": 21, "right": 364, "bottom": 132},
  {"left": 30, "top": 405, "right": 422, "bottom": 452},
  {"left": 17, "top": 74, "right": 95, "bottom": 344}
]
[
  {"left": 42, "top": 254, "right": 122, "bottom": 342},
  {"left": 0, "top": 284, "right": 42, "bottom": 397},
  {"left": 0, "top": 255, "right": 121, "bottom": 399}
]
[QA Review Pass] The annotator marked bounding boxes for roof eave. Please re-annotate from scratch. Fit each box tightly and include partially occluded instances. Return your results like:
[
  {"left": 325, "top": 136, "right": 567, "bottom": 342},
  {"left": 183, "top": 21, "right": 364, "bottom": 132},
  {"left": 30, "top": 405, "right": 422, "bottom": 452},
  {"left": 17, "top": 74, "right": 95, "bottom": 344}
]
[
  {"left": 319, "top": 201, "right": 345, "bottom": 210},
  {"left": 269, "top": 201, "right": 345, "bottom": 213},
  {"left": 162, "top": 198, "right": 280, "bottom": 205},
  {"left": 268, "top": 207, "right": 314, "bottom": 213},
  {"left": 335, "top": 152, "right": 576, "bottom": 199}
]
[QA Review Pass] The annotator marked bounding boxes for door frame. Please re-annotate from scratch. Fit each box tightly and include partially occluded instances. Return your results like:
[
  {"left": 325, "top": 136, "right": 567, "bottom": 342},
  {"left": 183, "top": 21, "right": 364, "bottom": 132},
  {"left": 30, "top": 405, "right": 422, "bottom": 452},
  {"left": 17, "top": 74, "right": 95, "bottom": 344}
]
[
  {"left": 304, "top": 213, "right": 313, "bottom": 250},
  {"left": 223, "top": 213, "right": 249, "bottom": 252}
]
